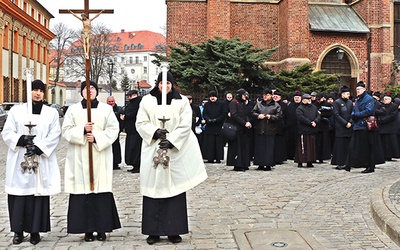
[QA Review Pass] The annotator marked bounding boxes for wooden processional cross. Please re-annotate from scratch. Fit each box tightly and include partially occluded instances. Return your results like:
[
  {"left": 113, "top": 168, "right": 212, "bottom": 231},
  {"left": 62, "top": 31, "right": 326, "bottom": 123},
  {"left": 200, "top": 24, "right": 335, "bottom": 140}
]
[{"left": 60, "top": 1, "right": 113, "bottom": 191}]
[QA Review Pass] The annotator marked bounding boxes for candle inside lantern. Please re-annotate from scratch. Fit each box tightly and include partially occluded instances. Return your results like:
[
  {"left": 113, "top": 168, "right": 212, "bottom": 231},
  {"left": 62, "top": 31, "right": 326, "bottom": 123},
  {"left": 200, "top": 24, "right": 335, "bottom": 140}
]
[
  {"left": 160, "top": 62, "right": 169, "bottom": 115},
  {"left": 26, "top": 70, "right": 33, "bottom": 121}
]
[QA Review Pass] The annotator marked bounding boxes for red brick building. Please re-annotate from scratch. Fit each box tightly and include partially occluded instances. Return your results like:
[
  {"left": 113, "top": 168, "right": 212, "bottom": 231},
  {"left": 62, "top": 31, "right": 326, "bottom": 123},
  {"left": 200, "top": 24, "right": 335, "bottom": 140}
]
[{"left": 166, "top": 0, "right": 398, "bottom": 94}]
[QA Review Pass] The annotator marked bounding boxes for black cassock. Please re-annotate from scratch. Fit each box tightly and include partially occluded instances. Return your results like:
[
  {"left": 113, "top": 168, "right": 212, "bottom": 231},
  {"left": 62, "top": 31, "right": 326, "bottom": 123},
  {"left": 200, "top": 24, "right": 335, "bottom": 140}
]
[
  {"left": 142, "top": 193, "right": 188, "bottom": 236},
  {"left": 8, "top": 195, "right": 50, "bottom": 233},
  {"left": 124, "top": 97, "right": 143, "bottom": 170},
  {"left": 67, "top": 193, "right": 121, "bottom": 233}
]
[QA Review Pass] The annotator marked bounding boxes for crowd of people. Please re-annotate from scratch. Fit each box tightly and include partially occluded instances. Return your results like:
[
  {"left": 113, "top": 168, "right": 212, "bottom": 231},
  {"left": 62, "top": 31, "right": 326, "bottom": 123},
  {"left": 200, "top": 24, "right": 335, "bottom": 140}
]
[
  {"left": 191, "top": 81, "right": 400, "bottom": 174},
  {"left": 3, "top": 74, "right": 400, "bottom": 246}
]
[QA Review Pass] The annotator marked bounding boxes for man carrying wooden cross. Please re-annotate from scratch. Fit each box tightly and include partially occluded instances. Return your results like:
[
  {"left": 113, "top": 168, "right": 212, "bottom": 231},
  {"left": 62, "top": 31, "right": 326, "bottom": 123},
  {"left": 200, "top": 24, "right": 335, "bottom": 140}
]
[{"left": 60, "top": 1, "right": 119, "bottom": 242}]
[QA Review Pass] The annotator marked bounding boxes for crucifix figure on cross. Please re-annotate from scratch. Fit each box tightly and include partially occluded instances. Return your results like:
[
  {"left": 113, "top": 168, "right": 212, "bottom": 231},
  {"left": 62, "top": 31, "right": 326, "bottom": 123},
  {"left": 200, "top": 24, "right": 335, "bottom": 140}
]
[
  {"left": 69, "top": 10, "right": 104, "bottom": 59},
  {"left": 59, "top": 0, "right": 113, "bottom": 59}
]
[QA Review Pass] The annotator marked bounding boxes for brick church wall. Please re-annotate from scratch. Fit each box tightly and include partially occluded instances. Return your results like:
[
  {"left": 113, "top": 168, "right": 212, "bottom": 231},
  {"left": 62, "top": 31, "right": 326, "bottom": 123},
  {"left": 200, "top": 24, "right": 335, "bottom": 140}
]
[{"left": 166, "top": 0, "right": 394, "bottom": 90}]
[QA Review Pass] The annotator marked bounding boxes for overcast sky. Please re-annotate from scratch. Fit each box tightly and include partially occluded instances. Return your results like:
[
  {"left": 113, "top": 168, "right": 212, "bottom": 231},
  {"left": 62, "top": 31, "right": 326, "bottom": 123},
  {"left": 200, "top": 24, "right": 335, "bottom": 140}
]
[{"left": 37, "top": 0, "right": 167, "bottom": 35}]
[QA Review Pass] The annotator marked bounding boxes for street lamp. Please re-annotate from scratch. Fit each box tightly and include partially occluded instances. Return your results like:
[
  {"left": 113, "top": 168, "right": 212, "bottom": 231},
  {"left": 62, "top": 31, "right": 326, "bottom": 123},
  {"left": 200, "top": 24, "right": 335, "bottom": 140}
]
[
  {"left": 336, "top": 48, "right": 345, "bottom": 91},
  {"left": 337, "top": 48, "right": 345, "bottom": 61},
  {"left": 107, "top": 60, "right": 114, "bottom": 96}
]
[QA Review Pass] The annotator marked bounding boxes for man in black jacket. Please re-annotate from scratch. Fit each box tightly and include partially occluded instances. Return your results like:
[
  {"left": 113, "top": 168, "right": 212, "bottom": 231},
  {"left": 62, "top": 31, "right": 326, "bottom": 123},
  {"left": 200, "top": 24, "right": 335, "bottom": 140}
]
[
  {"left": 331, "top": 86, "right": 353, "bottom": 169},
  {"left": 314, "top": 93, "right": 334, "bottom": 163},
  {"left": 120, "top": 90, "right": 142, "bottom": 173},
  {"left": 107, "top": 96, "right": 123, "bottom": 170}
]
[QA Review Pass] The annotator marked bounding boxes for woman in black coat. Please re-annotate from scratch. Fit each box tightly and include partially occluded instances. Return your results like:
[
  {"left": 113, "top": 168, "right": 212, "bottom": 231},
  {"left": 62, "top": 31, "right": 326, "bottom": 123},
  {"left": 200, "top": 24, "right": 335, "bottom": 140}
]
[
  {"left": 226, "top": 89, "right": 252, "bottom": 171},
  {"left": 286, "top": 91, "right": 302, "bottom": 159},
  {"left": 251, "top": 89, "right": 282, "bottom": 171},
  {"left": 378, "top": 93, "right": 400, "bottom": 160},
  {"left": 295, "top": 94, "right": 321, "bottom": 168}
]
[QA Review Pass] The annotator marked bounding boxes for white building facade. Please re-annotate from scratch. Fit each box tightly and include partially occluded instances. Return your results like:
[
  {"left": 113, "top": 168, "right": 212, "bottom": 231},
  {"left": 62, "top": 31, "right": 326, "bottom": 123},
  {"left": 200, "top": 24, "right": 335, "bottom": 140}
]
[{"left": 63, "top": 30, "right": 166, "bottom": 90}]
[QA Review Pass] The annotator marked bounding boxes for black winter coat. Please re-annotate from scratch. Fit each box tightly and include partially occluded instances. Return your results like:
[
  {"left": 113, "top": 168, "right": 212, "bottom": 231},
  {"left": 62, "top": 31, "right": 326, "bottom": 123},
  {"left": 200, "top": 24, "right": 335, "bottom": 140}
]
[
  {"left": 333, "top": 97, "right": 353, "bottom": 137},
  {"left": 378, "top": 102, "right": 399, "bottom": 134},
  {"left": 227, "top": 99, "right": 248, "bottom": 132},
  {"left": 203, "top": 99, "right": 227, "bottom": 134},
  {"left": 124, "top": 96, "right": 142, "bottom": 134},
  {"left": 296, "top": 103, "right": 320, "bottom": 135},
  {"left": 251, "top": 100, "right": 282, "bottom": 135},
  {"left": 276, "top": 100, "right": 289, "bottom": 134},
  {"left": 314, "top": 100, "right": 333, "bottom": 132}
]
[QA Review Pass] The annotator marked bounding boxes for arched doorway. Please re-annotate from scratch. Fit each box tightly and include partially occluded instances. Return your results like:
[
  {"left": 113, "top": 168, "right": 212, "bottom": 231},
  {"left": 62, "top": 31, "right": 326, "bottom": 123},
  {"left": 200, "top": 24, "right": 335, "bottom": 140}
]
[{"left": 320, "top": 48, "right": 357, "bottom": 97}]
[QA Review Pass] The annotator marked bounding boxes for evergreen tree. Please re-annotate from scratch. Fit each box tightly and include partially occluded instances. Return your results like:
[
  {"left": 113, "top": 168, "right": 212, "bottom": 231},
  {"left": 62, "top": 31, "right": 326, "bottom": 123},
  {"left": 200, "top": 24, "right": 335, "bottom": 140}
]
[
  {"left": 120, "top": 72, "right": 130, "bottom": 92},
  {"left": 152, "top": 37, "right": 277, "bottom": 96},
  {"left": 274, "top": 64, "right": 339, "bottom": 96}
]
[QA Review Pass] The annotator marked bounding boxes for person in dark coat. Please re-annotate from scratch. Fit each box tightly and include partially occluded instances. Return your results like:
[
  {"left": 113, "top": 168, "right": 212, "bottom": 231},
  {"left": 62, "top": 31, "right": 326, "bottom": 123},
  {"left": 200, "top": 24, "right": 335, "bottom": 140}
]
[
  {"left": 244, "top": 96, "right": 256, "bottom": 161},
  {"left": 395, "top": 98, "right": 400, "bottom": 152},
  {"left": 326, "top": 93, "right": 336, "bottom": 151},
  {"left": 187, "top": 95, "right": 201, "bottom": 133},
  {"left": 377, "top": 92, "right": 400, "bottom": 160},
  {"left": 251, "top": 88, "right": 282, "bottom": 171},
  {"left": 314, "top": 93, "right": 334, "bottom": 163},
  {"left": 198, "top": 98, "right": 208, "bottom": 157},
  {"left": 331, "top": 86, "right": 353, "bottom": 169},
  {"left": 226, "top": 89, "right": 252, "bottom": 171},
  {"left": 295, "top": 94, "right": 321, "bottom": 168},
  {"left": 120, "top": 90, "right": 142, "bottom": 173},
  {"left": 286, "top": 90, "right": 302, "bottom": 159},
  {"left": 272, "top": 90, "right": 288, "bottom": 165},
  {"left": 345, "top": 81, "right": 377, "bottom": 173},
  {"left": 202, "top": 91, "right": 227, "bottom": 163},
  {"left": 224, "top": 92, "right": 233, "bottom": 112},
  {"left": 107, "top": 96, "right": 123, "bottom": 170},
  {"left": 370, "top": 91, "right": 386, "bottom": 165}
]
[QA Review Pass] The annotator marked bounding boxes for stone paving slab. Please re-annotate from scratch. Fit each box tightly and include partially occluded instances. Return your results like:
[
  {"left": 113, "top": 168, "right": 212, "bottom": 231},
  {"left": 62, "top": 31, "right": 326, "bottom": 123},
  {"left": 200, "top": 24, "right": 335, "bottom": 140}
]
[
  {"left": 0, "top": 134, "right": 399, "bottom": 249},
  {"left": 233, "top": 228, "right": 324, "bottom": 250}
]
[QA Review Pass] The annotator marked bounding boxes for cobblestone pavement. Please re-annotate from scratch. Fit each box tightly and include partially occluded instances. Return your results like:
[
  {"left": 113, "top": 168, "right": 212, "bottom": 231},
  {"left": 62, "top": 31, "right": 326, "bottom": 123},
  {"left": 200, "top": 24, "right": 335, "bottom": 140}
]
[{"left": 0, "top": 134, "right": 400, "bottom": 249}]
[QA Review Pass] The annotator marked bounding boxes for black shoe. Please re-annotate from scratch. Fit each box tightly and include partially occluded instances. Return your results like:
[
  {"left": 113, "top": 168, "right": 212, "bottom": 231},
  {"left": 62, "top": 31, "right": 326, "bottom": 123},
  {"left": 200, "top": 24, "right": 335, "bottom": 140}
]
[
  {"left": 306, "top": 163, "right": 314, "bottom": 168},
  {"left": 97, "top": 232, "right": 106, "bottom": 241},
  {"left": 361, "top": 168, "right": 375, "bottom": 173},
  {"left": 215, "top": 160, "right": 221, "bottom": 163},
  {"left": 113, "top": 164, "right": 121, "bottom": 170},
  {"left": 318, "top": 160, "right": 324, "bottom": 164},
  {"left": 12, "top": 232, "right": 24, "bottom": 245},
  {"left": 84, "top": 232, "right": 95, "bottom": 242},
  {"left": 264, "top": 166, "right": 272, "bottom": 171},
  {"left": 30, "top": 233, "right": 40, "bottom": 245},
  {"left": 168, "top": 235, "right": 182, "bottom": 243},
  {"left": 131, "top": 168, "right": 140, "bottom": 173},
  {"left": 257, "top": 166, "right": 265, "bottom": 170},
  {"left": 206, "top": 160, "right": 215, "bottom": 163},
  {"left": 297, "top": 163, "right": 303, "bottom": 168},
  {"left": 146, "top": 235, "right": 160, "bottom": 245},
  {"left": 344, "top": 166, "right": 351, "bottom": 172},
  {"left": 233, "top": 167, "right": 246, "bottom": 172}
]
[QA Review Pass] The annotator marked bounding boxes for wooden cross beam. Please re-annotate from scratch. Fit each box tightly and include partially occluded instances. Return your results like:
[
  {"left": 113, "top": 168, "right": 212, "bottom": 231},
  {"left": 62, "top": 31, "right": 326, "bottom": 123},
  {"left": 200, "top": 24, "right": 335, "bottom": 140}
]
[
  {"left": 59, "top": 0, "right": 114, "bottom": 191},
  {"left": 59, "top": 0, "right": 114, "bottom": 15}
]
